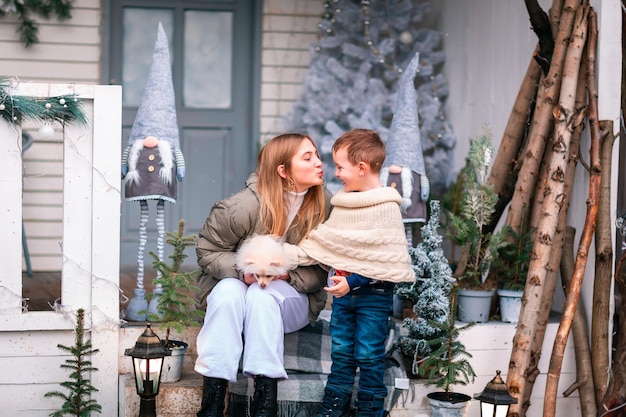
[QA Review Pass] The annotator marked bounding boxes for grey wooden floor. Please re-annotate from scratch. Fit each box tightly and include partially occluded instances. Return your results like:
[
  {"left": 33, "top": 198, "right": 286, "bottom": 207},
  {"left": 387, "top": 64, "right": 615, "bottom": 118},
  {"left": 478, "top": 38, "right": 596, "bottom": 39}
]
[{"left": 22, "top": 269, "right": 156, "bottom": 312}]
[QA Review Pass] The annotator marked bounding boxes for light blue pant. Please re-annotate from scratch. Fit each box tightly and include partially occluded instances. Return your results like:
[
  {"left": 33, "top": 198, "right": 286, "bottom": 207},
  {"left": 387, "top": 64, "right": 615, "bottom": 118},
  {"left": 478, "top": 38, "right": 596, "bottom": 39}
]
[{"left": 194, "top": 278, "right": 309, "bottom": 382}]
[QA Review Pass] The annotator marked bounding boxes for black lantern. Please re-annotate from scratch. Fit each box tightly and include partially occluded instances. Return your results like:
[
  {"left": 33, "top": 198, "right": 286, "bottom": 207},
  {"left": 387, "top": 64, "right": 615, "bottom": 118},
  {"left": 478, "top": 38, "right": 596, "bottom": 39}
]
[
  {"left": 125, "top": 323, "right": 171, "bottom": 417},
  {"left": 474, "top": 370, "right": 518, "bottom": 417}
]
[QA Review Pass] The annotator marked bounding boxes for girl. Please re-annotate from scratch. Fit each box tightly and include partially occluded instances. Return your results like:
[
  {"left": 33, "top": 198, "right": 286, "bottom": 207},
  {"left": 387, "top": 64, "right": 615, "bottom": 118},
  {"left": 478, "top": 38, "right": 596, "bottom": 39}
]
[{"left": 195, "top": 133, "right": 331, "bottom": 417}]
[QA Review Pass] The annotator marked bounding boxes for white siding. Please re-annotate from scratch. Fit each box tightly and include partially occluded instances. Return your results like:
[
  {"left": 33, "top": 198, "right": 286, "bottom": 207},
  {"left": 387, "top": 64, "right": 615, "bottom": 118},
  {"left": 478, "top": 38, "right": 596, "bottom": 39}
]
[
  {"left": 0, "top": 0, "right": 102, "bottom": 271},
  {"left": 260, "top": 0, "right": 321, "bottom": 143}
]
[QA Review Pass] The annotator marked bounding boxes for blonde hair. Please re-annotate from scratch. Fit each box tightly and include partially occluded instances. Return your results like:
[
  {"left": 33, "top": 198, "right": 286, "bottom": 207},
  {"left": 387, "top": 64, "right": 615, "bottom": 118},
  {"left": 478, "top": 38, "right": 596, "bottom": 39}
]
[
  {"left": 332, "top": 128, "right": 386, "bottom": 174},
  {"left": 256, "top": 133, "right": 326, "bottom": 243}
]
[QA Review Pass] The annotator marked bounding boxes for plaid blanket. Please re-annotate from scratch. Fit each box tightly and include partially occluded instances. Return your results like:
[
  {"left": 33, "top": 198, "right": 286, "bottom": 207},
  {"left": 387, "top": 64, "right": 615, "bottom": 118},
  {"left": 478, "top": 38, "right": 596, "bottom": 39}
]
[{"left": 227, "top": 317, "right": 408, "bottom": 417}]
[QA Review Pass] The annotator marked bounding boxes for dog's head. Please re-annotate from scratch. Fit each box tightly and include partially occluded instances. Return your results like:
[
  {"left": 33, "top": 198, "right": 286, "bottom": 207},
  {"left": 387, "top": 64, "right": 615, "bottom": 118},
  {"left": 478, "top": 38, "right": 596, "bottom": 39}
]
[{"left": 236, "top": 235, "right": 292, "bottom": 288}]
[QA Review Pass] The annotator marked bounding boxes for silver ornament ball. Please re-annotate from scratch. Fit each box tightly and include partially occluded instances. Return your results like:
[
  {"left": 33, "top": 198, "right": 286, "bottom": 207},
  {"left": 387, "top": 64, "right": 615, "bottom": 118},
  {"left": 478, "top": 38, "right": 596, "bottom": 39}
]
[
  {"left": 399, "top": 31, "right": 413, "bottom": 45},
  {"left": 39, "top": 123, "right": 55, "bottom": 139}
]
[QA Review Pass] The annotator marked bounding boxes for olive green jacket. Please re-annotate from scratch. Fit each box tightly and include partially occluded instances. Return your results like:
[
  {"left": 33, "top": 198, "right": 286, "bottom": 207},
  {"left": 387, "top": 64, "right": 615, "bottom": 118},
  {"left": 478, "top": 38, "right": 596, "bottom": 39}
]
[{"left": 196, "top": 174, "right": 332, "bottom": 323}]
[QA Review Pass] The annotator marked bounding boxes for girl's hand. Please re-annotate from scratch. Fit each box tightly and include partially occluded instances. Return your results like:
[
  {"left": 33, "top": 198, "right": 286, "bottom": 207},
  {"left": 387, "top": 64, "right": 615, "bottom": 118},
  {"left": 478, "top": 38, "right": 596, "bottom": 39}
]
[
  {"left": 276, "top": 273, "right": 290, "bottom": 281},
  {"left": 325, "top": 276, "right": 350, "bottom": 297},
  {"left": 243, "top": 273, "right": 256, "bottom": 286}
]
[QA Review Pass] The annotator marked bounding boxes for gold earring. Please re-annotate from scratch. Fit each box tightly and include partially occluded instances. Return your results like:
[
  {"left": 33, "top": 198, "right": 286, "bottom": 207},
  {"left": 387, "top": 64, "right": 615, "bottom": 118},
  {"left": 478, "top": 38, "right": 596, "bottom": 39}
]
[{"left": 287, "top": 178, "right": 295, "bottom": 192}]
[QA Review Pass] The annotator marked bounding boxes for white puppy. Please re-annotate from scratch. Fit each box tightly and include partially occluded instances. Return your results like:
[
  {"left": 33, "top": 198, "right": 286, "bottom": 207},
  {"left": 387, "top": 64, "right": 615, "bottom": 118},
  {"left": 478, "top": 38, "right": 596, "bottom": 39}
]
[{"left": 236, "top": 235, "right": 294, "bottom": 288}]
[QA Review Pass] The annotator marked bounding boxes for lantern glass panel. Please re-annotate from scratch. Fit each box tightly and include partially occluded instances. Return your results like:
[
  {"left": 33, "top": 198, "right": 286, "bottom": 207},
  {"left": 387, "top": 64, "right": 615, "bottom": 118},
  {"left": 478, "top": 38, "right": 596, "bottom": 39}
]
[
  {"left": 480, "top": 402, "right": 510, "bottom": 417},
  {"left": 132, "top": 356, "right": 164, "bottom": 395}
]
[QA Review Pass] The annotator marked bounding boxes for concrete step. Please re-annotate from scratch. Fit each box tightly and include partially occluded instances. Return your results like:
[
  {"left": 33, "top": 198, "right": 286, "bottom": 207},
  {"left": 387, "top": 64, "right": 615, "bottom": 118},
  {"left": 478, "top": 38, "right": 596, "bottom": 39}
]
[{"left": 120, "top": 373, "right": 203, "bottom": 417}]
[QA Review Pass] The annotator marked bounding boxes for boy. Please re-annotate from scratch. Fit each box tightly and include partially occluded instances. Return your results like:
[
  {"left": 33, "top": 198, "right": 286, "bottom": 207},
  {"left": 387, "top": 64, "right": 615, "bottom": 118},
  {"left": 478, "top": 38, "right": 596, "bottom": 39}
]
[{"left": 284, "top": 129, "right": 415, "bottom": 417}]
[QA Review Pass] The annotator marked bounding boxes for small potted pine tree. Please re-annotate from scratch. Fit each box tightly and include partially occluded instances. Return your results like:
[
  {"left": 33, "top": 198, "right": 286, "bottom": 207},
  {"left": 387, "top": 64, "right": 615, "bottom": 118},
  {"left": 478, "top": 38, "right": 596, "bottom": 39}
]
[
  {"left": 447, "top": 129, "right": 508, "bottom": 322},
  {"left": 420, "top": 285, "right": 476, "bottom": 417},
  {"left": 396, "top": 200, "right": 454, "bottom": 378},
  {"left": 490, "top": 208, "right": 533, "bottom": 323},
  {"left": 145, "top": 219, "right": 205, "bottom": 382}
]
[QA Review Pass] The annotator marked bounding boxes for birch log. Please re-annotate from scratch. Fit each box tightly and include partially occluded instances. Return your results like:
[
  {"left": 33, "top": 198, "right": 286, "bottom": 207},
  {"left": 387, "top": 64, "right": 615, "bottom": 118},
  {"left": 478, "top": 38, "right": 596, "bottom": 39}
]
[
  {"left": 561, "top": 227, "right": 596, "bottom": 417},
  {"left": 522, "top": 51, "right": 587, "bottom": 409},
  {"left": 600, "top": 252, "right": 626, "bottom": 416},
  {"left": 543, "top": 6, "right": 594, "bottom": 417},
  {"left": 591, "top": 120, "right": 616, "bottom": 407}
]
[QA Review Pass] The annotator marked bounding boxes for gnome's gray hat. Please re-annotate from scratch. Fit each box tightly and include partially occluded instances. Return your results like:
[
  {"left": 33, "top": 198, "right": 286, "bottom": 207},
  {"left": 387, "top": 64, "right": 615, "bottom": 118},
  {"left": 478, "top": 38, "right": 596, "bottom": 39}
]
[
  {"left": 384, "top": 51, "right": 425, "bottom": 176},
  {"left": 128, "top": 22, "right": 180, "bottom": 148}
]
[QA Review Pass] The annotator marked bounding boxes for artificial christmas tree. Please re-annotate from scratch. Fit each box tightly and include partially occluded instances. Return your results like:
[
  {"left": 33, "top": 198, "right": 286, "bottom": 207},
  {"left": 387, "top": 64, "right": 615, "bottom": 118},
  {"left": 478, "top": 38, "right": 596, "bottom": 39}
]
[
  {"left": 283, "top": 0, "right": 456, "bottom": 196},
  {"left": 396, "top": 200, "right": 454, "bottom": 375}
]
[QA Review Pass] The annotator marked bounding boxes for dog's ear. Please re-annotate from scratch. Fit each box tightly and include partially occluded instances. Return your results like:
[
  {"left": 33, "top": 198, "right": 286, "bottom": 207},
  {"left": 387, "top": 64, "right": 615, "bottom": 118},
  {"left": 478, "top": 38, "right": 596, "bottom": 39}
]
[{"left": 243, "top": 259, "right": 257, "bottom": 267}]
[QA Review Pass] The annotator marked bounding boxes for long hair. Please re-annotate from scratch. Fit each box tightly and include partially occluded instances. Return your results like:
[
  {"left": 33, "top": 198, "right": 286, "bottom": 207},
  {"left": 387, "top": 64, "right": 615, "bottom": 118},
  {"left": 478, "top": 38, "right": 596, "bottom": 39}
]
[{"left": 256, "top": 133, "right": 326, "bottom": 243}]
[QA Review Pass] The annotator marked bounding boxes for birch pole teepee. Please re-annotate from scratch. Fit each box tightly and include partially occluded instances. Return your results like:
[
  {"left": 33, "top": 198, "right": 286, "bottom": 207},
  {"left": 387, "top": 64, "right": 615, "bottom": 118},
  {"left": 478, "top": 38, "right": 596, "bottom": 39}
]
[{"left": 504, "top": 1, "right": 584, "bottom": 415}]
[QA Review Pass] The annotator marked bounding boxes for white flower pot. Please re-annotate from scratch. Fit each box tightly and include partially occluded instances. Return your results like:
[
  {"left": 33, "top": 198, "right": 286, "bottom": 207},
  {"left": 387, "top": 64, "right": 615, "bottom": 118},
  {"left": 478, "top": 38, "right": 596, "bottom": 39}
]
[
  {"left": 498, "top": 289, "right": 524, "bottom": 323},
  {"left": 427, "top": 392, "right": 471, "bottom": 417},
  {"left": 161, "top": 340, "right": 188, "bottom": 383},
  {"left": 457, "top": 289, "right": 495, "bottom": 323}
]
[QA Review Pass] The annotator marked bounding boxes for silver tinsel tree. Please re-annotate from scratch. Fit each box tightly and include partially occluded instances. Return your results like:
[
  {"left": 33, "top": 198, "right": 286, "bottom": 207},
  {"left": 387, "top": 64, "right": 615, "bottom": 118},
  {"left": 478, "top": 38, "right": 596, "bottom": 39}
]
[
  {"left": 396, "top": 200, "right": 455, "bottom": 370},
  {"left": 283, "top": 0, "right": 456, "bottom": 195}
]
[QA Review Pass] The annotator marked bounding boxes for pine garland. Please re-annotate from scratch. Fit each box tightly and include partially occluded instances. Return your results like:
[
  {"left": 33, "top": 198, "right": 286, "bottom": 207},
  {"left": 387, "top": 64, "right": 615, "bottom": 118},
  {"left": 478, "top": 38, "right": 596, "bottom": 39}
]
[
  {"left": 0, "top": 78, "right": 87, "bottom": 126},
  {"left": 0, "top": 0, "right": 74, "bottom": 47}
]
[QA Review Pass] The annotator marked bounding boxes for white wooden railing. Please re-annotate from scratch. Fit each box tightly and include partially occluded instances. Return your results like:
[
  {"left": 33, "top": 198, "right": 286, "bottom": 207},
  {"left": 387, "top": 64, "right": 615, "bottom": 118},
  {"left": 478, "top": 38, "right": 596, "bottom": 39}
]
[{"left": 0, "top": 83, "right": 122, "bottom": 416}]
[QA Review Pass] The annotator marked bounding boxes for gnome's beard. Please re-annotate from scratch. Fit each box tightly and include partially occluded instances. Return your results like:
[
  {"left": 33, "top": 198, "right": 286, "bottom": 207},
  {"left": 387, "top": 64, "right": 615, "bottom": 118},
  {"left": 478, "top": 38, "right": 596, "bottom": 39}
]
[
  {"left": 125, "top": 139, "right": 174, "bottom": 186},
  {"left": 380, "top": 166, "right": 414, "bottom": 213}
]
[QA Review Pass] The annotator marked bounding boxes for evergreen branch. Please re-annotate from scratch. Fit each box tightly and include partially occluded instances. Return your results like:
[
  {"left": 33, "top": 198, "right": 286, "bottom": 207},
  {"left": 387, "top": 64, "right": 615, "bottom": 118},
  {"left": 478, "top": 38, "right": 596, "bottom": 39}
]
[
  {"left": 1, "top": 0, "right": 75, "bottom": 47},
  {"left": 44, "top": 308, "right": 101, "bottom": 416}
]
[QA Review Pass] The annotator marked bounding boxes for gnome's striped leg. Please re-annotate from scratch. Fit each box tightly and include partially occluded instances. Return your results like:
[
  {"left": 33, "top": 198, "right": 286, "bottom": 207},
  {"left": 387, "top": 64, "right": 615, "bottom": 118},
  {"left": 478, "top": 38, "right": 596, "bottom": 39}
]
[
  {"left": 155, "top": 199, "right": 165, "bottom": 282},
  {"left": 137, "top": 200, "right": 149, "bottom": 289},
  {"left": 147, "top": 199, "right": 166, "bottom": 318},
  {"left": 125, "top": 200, "right": 149, "bottom": 321},
  {"left": 405, "top": 223, "right": 413, "bottom": 247}
]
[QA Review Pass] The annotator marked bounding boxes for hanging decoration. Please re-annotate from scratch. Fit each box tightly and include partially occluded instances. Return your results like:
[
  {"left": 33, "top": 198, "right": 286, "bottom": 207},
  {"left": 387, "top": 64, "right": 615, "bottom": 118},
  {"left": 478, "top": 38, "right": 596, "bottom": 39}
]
[
  {"left": 0, "top": 78, "right": 87, "bottom": 127},
  {"left": 0, "top": 0, "right": 75, "bottom": 47}
]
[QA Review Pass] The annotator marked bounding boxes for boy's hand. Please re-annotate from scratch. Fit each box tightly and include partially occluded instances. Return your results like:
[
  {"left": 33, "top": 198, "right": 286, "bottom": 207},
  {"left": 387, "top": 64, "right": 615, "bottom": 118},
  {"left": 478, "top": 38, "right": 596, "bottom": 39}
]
[{"left": 325, "top": 276, "right": 350, "bottom": 297}]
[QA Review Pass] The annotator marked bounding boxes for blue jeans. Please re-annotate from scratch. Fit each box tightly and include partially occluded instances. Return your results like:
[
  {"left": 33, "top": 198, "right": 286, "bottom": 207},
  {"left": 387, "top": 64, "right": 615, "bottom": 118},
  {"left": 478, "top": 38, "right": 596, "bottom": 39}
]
[{"left": 326, "top": 284, "right": 393, "bottom": 398}]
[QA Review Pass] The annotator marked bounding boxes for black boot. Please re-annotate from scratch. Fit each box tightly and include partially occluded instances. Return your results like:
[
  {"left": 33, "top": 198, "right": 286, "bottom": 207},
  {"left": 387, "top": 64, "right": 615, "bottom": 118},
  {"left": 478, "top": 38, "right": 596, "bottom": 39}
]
[
  {"left": 197, "top": 377, "right": 228, "bottom": 417},
  {"left": 354, "top": 391, "right": 385, "bottom": 417},
  {"left": 250, "top": 376, "right": 278, "bottom": 417},
  {"left": 314, "top": 386, "right": 352, "bottom": 417}
]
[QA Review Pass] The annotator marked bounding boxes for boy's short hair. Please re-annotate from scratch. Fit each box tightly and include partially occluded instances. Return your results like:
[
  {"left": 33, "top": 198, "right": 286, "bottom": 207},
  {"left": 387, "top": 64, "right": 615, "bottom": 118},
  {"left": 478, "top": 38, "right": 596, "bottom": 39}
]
[{"left": 332, "top": 129, "right": 386, "bottom": 174}]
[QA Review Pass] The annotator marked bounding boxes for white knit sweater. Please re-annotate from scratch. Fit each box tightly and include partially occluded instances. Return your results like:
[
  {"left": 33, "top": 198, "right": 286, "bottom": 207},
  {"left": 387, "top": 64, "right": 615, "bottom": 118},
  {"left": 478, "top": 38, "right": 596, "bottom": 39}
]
[{"left": 285, "top": 187, "right": 416, "bottom": 283}]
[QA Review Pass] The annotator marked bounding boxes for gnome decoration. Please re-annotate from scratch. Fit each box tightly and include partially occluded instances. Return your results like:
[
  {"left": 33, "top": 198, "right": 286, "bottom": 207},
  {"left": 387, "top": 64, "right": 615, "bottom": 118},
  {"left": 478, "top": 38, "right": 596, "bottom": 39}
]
[
  {"left": 121, "top": 22, "right": 186, "bottom": 321},
  {"left": 380, "top": 52, "right": 429, "bottom": 246}
]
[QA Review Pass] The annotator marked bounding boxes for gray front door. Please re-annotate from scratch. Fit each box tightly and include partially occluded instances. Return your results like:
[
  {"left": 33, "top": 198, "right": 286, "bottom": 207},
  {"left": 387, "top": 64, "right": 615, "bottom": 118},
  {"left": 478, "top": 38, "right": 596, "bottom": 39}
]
[{"left": 103, "top": 0, "right": 259, "bottom": 268}]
